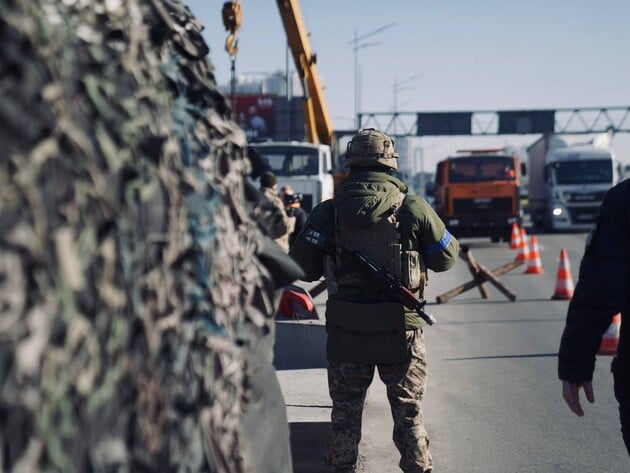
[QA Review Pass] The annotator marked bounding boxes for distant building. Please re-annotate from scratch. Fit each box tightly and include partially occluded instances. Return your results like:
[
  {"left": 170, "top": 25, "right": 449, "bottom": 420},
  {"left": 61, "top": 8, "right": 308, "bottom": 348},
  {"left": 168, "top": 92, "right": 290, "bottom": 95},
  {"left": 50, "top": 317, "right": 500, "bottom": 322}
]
[
  {"left": 219, "top": 70, "right": 303, "bottom": 97},
  {"left": 387, "top": 137, "right": 435, "bottom": 197}
]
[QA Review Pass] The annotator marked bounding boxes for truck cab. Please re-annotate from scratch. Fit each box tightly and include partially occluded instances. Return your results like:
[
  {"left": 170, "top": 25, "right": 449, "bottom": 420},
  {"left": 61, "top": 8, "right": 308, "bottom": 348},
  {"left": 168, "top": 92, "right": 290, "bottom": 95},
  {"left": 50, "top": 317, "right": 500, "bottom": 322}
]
[
  {"left": 543, "top": 146, "right": 619, "bottom": 230},
  {"left": 249, "top": 141, "right": 334, "bottom": 212},
  {"left": 434, "top": 150, "right": 521, "bottom": 242}
]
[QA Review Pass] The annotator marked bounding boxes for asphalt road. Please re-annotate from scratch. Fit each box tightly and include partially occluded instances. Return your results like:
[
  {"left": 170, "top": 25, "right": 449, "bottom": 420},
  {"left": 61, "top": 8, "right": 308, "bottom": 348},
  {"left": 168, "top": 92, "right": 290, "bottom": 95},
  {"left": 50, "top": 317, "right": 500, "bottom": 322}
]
[{"left": 276, "top": 230, "right": 628, "bottom": 473}]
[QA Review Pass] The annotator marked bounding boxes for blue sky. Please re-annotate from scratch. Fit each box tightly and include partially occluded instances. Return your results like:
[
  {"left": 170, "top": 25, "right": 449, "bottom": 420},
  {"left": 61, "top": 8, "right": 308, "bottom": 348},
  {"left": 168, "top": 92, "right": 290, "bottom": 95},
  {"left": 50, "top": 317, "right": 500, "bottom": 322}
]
[{"left": 186, "top": 0, "right": 630, "bottom": 170}]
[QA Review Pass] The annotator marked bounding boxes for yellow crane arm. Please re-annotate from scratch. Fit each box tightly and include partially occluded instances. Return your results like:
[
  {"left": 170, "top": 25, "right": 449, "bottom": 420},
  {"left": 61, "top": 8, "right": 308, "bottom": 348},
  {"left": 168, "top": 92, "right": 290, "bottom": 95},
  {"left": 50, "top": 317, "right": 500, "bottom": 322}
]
[{"left": 275, "top": 0, "right": 334, "bottom": 146}]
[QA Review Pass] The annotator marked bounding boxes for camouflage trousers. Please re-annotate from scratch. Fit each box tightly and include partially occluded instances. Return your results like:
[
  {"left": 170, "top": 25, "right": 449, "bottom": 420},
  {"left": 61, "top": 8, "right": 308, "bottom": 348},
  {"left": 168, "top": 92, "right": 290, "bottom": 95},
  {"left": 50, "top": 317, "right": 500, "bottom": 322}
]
[{"left": 325, "top": 330, "right": 432, "bottom": 473}]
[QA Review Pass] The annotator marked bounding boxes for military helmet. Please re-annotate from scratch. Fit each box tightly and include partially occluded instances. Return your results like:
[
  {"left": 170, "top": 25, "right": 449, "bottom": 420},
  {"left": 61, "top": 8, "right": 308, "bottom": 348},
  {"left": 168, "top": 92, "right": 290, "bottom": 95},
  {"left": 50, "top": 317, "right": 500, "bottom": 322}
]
[{"left": 345, "top": 128, "right": 398, "bottom": 170}]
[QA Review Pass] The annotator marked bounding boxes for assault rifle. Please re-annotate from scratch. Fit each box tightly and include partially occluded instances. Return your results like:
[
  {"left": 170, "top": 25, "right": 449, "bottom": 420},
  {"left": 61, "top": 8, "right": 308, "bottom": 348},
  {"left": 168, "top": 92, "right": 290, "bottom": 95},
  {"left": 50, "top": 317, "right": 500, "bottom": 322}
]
[{"left": 301, "top": 225, "right": 436, "bottom": 325}]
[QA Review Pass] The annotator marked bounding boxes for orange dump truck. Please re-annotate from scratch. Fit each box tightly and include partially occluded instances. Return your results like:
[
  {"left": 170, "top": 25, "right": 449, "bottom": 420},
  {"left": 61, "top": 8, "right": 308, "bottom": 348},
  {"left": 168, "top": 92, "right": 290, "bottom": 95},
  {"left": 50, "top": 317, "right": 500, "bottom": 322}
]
[{"left": 433, "top": 148, "right": 521, "bottom": 242}]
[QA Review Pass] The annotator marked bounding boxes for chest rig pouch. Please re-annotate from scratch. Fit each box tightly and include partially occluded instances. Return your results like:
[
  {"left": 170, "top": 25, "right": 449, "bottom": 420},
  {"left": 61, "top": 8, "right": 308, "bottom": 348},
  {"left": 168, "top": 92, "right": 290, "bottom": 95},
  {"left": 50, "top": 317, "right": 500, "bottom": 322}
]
[{"left": 324, "top": 189, "right": 421, "bottom": 364}]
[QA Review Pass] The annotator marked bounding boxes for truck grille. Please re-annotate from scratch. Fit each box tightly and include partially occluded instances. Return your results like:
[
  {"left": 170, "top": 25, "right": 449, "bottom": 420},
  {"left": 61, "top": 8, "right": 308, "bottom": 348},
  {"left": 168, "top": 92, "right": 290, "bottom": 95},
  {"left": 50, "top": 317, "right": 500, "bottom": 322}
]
[
  {"left": 453, "top": 197, "right": 513, "bottom": 215},
  {"left": 564, "top": 191, "right": 607, "bottom": 203}
]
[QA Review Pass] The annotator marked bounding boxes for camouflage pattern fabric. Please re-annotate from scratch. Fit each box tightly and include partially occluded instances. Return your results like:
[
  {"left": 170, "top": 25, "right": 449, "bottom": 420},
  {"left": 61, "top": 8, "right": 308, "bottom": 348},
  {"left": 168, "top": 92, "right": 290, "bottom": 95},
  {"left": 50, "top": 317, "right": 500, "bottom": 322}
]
[
  {"left": 260, "top": 187, "right": 291, "bottom": 252},
  {"left": 0, "top": 0, "right": 295, "bottom": 471},
  {"left": 325, "top": 331, "right": 432, "bottom": 473}
]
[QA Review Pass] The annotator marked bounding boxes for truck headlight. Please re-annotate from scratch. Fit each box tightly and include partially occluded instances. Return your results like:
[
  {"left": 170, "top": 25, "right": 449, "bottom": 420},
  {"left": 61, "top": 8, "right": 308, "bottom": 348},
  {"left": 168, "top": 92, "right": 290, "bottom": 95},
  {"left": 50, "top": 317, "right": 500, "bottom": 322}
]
[{"left": 552, "top": 207, "right": 563, "bottom": 217}]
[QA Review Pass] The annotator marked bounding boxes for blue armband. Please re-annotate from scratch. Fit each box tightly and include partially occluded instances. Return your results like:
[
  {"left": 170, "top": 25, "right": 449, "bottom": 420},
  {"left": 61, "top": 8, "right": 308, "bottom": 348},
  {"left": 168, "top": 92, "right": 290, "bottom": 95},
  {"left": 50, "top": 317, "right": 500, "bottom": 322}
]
[{"left": 422, "top": 230, "right": 453, "bottom": 256}]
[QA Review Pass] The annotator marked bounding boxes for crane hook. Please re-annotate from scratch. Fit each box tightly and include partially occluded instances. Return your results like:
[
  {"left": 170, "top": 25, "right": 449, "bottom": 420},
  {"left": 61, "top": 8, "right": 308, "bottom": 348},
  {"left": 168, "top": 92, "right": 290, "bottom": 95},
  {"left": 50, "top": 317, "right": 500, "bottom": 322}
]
[
  {"left": 222, "top": 1, "right": 242, "bottom": 57},
  {"left": 225, "top": 33, "right": 239, "bottom": 56}
]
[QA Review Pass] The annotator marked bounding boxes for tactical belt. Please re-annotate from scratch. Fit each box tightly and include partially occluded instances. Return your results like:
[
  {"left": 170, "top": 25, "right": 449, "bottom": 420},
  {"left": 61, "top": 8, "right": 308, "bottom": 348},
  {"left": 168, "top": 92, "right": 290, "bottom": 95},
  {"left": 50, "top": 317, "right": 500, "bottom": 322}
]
[{"left": 325, "top": 300, "right": 408, "bottom": 364}]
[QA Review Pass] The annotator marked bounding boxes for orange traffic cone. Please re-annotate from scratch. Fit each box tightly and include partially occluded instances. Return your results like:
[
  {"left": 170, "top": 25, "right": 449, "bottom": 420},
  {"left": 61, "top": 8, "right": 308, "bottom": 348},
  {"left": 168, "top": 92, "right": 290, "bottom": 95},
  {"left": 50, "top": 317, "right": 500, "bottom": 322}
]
[
  {"left": 525, "top": 235, "right": 544, "bottom": 274},
  {"left": 551, "top": 248, "right": 574, "bottom": 300},
  {"left": 598, "top": 313, "right": 622, "bottom": 356},
  {"left": 516, "top": 228, "right": 529, "bottom": 261},
  {"left": 509, "top": 223, "right": 521, "bottom": 249}
]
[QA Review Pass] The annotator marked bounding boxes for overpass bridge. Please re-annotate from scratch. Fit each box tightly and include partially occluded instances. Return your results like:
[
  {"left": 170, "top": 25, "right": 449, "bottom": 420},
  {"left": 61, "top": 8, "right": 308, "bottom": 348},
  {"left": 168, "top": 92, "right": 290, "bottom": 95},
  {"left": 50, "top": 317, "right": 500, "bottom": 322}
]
[{"left": 352, "top": 105, "right": 630, "bottom": 137}]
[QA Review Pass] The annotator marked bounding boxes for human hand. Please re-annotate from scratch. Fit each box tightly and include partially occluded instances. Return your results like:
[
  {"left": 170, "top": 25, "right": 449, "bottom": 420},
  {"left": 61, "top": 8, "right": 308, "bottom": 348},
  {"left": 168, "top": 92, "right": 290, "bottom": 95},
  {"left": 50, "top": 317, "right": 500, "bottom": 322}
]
[{"left": 562, "top": 380, "right": 595, "bottom": 417}]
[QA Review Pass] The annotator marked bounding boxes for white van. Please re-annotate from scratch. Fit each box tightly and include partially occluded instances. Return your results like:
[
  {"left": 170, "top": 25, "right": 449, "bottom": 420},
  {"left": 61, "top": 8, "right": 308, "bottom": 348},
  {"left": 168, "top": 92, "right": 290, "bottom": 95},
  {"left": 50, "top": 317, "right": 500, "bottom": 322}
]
[{"left": 249, "top": 141, "right": 335, "bottom": 212}]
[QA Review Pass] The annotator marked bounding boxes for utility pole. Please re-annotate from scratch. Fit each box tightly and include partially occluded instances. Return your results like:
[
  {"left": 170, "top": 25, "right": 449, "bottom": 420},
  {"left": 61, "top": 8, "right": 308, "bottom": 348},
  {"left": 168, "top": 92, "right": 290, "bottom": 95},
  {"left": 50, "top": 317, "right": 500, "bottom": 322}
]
[{"left": 349, "top": 22, "right": 395, "bottom": 129}]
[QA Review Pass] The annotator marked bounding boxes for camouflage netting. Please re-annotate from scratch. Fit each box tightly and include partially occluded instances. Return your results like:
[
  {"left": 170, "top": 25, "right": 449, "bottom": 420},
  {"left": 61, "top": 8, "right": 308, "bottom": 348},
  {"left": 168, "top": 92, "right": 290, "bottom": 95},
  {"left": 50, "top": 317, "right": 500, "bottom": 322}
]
[{"left": 0, "top": 0, "right": 295, "bottom": 471}]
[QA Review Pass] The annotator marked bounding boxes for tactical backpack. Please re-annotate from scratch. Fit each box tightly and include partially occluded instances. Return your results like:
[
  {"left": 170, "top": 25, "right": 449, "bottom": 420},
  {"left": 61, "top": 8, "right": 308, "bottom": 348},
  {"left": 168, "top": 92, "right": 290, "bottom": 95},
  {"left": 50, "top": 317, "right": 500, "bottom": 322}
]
[
  {"left": 324, "top": 189, "right": 425, "bottom": 364},
  {"left": 325, "top": 191, "right": 425, "bottom": 301}
]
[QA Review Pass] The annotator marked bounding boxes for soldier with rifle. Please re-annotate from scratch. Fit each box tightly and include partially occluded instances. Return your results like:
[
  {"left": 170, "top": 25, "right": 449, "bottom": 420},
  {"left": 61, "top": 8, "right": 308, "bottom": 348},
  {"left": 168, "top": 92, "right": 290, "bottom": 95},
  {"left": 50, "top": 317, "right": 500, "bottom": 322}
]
[{"left": 289, "top": 128, "right": 459, "bottom": 473}]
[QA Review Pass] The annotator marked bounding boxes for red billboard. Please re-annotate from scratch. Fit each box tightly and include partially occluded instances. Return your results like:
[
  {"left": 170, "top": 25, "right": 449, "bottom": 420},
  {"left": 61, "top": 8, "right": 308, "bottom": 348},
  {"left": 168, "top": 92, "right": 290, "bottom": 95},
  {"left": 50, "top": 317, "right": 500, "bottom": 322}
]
[{"left": 234, "top": 94, "right": 275, "bottom": 140}]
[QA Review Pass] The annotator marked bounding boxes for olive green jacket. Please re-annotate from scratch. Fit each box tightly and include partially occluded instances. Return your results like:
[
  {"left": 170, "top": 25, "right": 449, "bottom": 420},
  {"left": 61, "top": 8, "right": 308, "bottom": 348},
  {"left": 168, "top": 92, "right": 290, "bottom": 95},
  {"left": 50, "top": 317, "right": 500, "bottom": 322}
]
[{"left": 289, "top": 170, "right": 459, "bottom": 329}]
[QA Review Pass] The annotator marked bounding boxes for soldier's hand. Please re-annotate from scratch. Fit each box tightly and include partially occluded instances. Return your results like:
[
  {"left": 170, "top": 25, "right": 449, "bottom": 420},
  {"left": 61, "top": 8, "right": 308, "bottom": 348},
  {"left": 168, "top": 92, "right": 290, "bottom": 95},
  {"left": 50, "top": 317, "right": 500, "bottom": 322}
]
[{"left": 562, "top": 380, "right": 595, "bottom": 417}]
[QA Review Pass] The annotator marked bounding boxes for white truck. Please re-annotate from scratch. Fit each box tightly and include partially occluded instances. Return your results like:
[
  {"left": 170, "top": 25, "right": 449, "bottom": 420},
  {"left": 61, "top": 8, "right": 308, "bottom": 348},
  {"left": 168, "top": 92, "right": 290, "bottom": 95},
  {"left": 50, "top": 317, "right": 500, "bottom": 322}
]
[
  {"left": 526, "top": 134, "right": 621, "bottom": 231},
  {"left": 249, "top": 141, "right": 335, "bottom": 212}
]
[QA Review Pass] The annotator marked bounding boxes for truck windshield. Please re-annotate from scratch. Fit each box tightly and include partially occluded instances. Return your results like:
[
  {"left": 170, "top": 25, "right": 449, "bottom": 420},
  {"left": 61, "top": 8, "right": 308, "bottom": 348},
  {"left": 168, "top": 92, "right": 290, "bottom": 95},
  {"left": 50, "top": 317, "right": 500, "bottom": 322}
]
[
  {"left": 448, "top": 156, "right": 515, "bottom": 183},
  {"left": 552, "top": 160, "right": 612, "bottom": 185},
  {"left": 251, "top": 146, "right": 319, "bottom": 177}
]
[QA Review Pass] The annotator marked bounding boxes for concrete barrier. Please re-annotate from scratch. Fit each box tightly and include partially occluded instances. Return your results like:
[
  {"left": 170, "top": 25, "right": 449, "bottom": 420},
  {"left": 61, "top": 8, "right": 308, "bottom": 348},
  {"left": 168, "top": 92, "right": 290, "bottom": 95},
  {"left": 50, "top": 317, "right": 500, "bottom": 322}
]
[{"left": 274, "top": 319, "right": 327, "bottom": 370}]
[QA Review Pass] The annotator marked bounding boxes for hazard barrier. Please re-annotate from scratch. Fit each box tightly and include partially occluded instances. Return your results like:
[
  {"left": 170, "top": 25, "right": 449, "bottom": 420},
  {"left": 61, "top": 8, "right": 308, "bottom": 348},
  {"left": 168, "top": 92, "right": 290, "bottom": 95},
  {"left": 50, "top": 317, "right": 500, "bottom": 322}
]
[
  {"left": 598, "top": 313, "right": 621, "bottom": 356},
  {"left": 551, "top": 248, "right": 574, "bottom": 300},
  {"left": 436, "top": 246, "right": 523, "bottom": 303},
  {"left": 277, "top": 284, "right": 318, "bottom": 320},
  {"left": 525, "top": 235, "right": 544, "bottom": 274}
]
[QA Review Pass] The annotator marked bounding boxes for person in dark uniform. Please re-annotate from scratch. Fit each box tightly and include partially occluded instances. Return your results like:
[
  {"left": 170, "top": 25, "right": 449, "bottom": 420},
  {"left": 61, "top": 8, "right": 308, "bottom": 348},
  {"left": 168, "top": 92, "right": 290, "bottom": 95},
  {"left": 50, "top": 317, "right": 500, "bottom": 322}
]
[
  {"left": 284, "top": 192, "right": 308, "bottom": 247},
  {"left": 558, "top": 178, "right": 630, "bottom": 454},
  {"left": 290, "top": 128, "right": 459, "bottom": 473}
]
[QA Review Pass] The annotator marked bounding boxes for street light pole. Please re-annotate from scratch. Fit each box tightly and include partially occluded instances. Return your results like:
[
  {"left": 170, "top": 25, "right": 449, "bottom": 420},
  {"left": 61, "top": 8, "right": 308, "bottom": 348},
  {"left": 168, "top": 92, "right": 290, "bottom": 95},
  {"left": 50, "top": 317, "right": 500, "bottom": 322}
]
[
  {"left": 392, "top": 73, "right": 422, "bottom": 134},
  {"left": 353, "top": 29, "right": 358, "bottom": 130},
  {"left": 414, "top": 146, "right": 425, "bottom": 196},
  {"left": 349, "top": 22, "right": 396, "bottom": 129},
  {"left": 286, "top": 41, "right": 292, "bottom": 140}
]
